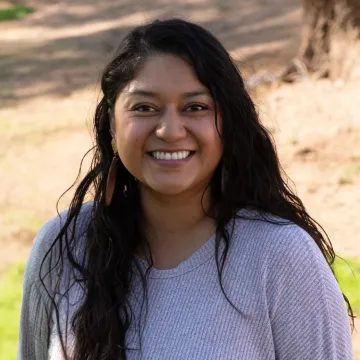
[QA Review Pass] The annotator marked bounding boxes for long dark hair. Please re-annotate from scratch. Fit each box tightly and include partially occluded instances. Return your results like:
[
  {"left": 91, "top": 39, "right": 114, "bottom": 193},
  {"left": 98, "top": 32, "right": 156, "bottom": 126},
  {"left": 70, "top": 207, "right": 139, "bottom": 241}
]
[{"left": 40, "top": 18, "right": 354, "bottom": 360}]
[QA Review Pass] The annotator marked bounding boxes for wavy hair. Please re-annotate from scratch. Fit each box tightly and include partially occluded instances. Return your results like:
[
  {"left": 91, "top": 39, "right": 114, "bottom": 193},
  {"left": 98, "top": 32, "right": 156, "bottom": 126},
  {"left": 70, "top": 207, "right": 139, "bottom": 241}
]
[{"left": 40, "top": 18, "right": 354, "bottom": 360}]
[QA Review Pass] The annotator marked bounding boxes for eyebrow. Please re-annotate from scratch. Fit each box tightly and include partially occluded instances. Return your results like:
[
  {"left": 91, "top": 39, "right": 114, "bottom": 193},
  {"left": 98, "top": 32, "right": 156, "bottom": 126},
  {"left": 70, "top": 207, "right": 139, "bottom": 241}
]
[{"left": 126, "top": 89, "right": 211, "bottom": 98}]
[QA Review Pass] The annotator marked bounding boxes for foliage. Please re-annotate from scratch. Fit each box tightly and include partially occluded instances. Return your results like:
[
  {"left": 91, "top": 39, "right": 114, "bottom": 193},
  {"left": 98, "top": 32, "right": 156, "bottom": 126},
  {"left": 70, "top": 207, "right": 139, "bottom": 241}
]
[{"left": 0, "top": 4, "right": 34, "bottom": 22}]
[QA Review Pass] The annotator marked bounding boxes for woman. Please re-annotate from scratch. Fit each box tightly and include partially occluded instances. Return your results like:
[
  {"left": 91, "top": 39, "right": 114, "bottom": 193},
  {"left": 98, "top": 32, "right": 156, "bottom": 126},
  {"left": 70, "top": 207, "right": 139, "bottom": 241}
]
[{"left": 19, "top": 19, "right": 353, "bottom": 360}]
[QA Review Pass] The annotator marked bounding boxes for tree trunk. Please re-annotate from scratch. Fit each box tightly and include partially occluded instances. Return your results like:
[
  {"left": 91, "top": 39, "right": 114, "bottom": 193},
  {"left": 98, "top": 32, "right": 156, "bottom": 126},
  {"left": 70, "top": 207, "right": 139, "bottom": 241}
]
[{"left": 298, "top": 0, "right": 360, "bottom": 76}]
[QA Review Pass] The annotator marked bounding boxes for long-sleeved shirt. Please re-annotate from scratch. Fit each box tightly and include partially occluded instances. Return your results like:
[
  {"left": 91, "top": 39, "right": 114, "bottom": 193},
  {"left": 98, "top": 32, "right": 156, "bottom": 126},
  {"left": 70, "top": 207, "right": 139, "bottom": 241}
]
[{"left": 18, "top": 202, "right": 353, "bottom": 359}]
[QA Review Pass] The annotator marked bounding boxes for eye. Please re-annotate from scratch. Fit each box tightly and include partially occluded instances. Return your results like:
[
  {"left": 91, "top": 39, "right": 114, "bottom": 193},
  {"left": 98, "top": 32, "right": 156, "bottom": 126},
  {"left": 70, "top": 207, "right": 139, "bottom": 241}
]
[
  {"left": 132, "top": 104, "right": 157, "bottom": 112},
  {"left": 184, "top": 103, "right": 209, "bottom": 112}
]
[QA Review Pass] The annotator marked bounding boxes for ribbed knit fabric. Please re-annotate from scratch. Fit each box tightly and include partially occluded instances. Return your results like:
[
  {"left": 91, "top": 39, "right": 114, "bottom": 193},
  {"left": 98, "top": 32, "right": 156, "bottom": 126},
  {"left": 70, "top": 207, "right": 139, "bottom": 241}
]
[{"left": 18, "top": 203, "right": 353, "bottom": 359}]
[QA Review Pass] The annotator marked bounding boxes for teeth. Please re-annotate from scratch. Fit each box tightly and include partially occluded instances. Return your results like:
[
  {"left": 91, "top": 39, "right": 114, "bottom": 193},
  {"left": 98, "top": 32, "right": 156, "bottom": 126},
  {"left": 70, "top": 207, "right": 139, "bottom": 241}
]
[{"left": 151, "top": 151, "right": 191, "bottom": 160}]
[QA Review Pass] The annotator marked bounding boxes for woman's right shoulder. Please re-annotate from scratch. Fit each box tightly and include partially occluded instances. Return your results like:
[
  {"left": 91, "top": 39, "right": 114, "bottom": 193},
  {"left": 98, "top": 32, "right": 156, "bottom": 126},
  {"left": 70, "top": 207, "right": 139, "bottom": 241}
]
[
  {"left": 26, "top": 201, "right": 93, "bottom": 279},
  {"left": 34, "top": 201, "right": 92, "bottom": 248}
]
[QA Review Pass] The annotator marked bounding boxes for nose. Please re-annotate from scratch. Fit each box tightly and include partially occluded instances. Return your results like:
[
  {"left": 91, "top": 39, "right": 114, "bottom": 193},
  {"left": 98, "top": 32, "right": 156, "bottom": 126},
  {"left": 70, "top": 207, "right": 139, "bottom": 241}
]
[{"left": 155, "top": 106, "right": 186, "bottom": 142}]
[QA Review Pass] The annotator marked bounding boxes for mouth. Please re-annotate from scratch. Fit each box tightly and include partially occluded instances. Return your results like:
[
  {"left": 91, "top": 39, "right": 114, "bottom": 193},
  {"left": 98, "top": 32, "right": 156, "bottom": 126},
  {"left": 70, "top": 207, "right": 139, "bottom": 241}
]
[{"left": 147, "top": 150, "right": 195, "bottom": 160}]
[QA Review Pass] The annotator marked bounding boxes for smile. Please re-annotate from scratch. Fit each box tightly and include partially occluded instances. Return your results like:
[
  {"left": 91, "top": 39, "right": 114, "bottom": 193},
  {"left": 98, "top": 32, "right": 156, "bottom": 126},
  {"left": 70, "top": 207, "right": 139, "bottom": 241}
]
[{"left": 149, "top": 151, "right": 194, "bottom": 160}]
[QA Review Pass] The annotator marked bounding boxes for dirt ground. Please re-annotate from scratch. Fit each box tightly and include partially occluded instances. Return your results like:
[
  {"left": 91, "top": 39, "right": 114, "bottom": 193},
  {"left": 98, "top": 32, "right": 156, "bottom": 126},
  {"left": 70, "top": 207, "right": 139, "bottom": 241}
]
[{"left": 1, "top": 0, "right": 359, "bottom": 356}]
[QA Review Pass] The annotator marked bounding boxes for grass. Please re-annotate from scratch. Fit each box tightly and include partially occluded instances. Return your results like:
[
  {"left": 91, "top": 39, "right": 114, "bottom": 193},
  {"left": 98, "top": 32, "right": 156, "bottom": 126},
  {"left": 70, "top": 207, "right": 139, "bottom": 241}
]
[
  {"left": 335, "top": 256, "right": 360, "bottom": 314},
  {"left": 0, "top": 256, "right": 359, "bottom": 359},
  {"left": 0, "top": 262, "right": 25, "bottom": 360},
  {"left": 0, "top": 4, "right": 34, "bottom": 22}
]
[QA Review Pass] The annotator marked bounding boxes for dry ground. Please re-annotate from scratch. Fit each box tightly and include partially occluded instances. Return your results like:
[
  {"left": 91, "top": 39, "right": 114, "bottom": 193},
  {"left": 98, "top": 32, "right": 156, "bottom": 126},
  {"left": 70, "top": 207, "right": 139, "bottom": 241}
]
[{"left": 0, "top": 0, "right": 359, "bottom": 356}]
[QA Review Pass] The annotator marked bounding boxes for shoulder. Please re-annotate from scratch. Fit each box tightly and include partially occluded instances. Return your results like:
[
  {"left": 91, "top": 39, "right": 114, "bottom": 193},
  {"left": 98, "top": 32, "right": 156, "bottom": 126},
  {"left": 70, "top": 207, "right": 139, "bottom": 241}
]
[
  {"left": 225, "top": 208, "right": 344, "bottom": 315},
  {"left": 230, "top": 210, "right": 352, "bottom": 358},
  {"left": 25, "top": 201, "right": 93, "bottom": 285},
  {"left": 225, "top": 207, "right": 334, "bottom": 296},
  {"left": 33, "top": 201, "right": 92, "bottom": 249},
  {"left": 229, "top": 207, "right": 326, "bottom": 267}
]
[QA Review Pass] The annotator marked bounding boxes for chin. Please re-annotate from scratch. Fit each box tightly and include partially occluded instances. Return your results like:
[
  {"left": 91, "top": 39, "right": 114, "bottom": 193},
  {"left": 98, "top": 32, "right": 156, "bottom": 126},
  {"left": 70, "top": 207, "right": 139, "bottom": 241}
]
[{"left": 148, "top": 182, "right": 193, "bottom": 196}]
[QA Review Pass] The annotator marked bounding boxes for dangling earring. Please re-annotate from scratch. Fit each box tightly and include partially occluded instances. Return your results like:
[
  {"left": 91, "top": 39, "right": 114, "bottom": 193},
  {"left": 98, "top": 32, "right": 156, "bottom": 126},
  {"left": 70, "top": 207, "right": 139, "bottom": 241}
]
[{"left": 105, "top": 139, "right": 118, "bottom": 206}]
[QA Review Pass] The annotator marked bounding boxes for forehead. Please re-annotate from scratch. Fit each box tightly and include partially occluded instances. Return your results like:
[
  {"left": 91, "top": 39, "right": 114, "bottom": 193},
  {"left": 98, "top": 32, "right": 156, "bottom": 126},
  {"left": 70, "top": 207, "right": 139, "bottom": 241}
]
[{"left": 123, "top": 53, "right": 207, "bottom": 95}]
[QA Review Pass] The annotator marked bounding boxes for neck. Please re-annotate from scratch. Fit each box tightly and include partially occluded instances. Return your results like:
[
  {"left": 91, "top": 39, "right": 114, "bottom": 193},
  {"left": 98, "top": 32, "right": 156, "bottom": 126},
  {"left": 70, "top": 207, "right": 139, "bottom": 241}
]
[{"left": 138, "top": 185, "right": 216, "bottom": 269}]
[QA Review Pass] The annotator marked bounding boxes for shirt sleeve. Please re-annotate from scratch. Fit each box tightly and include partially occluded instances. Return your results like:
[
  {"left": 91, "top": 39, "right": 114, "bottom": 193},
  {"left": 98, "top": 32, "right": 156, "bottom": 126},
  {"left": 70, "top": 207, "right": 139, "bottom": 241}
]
[
  {"left": 266, "top": 225, "right": 353, "bottom": 360},
  {"left": 18, "top": 203, "right": 92, "bottom": 360},
  {"left": 18, "top": 217, "right": 61, "bottom": 360}
]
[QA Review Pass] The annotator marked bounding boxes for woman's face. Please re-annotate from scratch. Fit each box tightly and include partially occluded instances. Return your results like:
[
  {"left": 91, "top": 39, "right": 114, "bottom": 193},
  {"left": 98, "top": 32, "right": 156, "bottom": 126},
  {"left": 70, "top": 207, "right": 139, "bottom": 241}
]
[{"left": 113, "top": 53, "right": 223, "bottom": 196}]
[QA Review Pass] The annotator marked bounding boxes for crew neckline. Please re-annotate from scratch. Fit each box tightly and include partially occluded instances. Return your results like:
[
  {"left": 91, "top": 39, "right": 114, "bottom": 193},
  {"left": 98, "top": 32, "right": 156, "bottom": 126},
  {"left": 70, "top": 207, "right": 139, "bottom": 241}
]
[
  {"left": 132, "top": 208, "right": 253, "bottom": 279},
  {"left": 134, "top": 231, "right": 218, "bottom": 279}
]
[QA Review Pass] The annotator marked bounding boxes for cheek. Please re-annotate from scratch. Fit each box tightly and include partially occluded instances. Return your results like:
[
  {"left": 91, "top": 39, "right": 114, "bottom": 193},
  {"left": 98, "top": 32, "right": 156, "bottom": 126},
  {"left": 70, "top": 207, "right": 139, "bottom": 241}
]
[
  {"left": 115, "top": 134, "right": 143, "bottom": 177},
  {"left": 196, "top": 120, "right": 223, "bottom": 156},
  {"left": 114, "top": 120, "right": 151, "bottom": 162},
  {"left": 209, "top": 137, "right": 223, "bottom": 163}
]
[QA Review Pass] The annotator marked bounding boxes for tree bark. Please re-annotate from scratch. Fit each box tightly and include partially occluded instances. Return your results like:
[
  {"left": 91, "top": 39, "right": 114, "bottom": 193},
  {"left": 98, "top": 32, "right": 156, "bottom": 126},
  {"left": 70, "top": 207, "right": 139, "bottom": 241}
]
[{"left": 298, "top": 0, "right": 360, "bottom": 76}]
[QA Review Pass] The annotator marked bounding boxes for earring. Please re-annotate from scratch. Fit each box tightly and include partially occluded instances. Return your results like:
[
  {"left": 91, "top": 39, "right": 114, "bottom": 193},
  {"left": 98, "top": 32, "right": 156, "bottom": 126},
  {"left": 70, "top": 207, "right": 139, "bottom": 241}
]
[
  {"left": 105, "top": 139, "right": 118, "bottom": 206},
  {"left": 111, "top": 138, "right": 117, "bottom": 154}
]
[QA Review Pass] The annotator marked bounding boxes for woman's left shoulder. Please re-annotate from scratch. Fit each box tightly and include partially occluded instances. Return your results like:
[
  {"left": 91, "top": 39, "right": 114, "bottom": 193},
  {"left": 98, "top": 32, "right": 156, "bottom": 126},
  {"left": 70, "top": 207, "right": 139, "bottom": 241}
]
[
  {"left": 229, "top": 208, "right": 328, "bottom": 268},
  {"left": 229, "top": 210, "right": 353, "bottom": 359}
]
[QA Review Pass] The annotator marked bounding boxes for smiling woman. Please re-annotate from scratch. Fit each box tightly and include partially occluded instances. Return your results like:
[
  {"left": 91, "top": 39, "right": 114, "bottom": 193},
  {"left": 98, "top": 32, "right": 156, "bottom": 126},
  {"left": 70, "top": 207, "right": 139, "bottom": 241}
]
[{"left": 18, "top": 19, "right": 354, "bottom": 360}]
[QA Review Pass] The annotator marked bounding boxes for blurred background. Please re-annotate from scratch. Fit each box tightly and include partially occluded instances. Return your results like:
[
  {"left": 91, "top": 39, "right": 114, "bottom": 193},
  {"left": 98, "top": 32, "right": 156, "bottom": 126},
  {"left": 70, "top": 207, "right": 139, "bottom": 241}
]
[{"left": 0, "top": 0, "right": 359, "bottom": 359}]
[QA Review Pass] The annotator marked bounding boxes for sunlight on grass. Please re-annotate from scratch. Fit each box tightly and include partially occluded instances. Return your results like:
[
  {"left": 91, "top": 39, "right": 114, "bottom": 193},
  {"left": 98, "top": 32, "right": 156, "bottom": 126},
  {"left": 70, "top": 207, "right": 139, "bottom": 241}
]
[
  {"left": 0, "top": 257, "right": 359, "bottom": 359},
  {"left": 0, "top": 4, "right": 34, "bottom": 22}
]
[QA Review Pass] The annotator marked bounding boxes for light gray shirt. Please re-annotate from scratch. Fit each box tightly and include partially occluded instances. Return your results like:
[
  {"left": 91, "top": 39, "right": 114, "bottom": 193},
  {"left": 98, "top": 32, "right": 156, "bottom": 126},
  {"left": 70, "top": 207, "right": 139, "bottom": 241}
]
[{"left": 18, "top": 203, "right": 353, "bottom": 359}]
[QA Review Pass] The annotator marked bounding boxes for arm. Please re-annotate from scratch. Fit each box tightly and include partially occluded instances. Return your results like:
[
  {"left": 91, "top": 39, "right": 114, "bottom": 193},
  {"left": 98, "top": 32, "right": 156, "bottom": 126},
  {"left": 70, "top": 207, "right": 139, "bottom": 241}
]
[
  {"left": 18, "top": 277, "right": 51, "bottom": 360},
  {"left": 18, "top": 220, "right": 59, "bottom": 360},
  {"left": 266, "top": 226, "right": 353, "bottom": 360},
  {"left": 18, "top": 203, "right": 92, "bottom": 360}
]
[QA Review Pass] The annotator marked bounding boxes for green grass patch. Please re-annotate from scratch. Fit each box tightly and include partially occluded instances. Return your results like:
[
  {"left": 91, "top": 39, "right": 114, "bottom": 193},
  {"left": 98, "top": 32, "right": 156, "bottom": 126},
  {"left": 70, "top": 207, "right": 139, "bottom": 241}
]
[
  {"left": 334, "top": 256, "right": 360, "bottom": 314},
  {"left": 0, "top": 4, "right": 34, "bottom": 21},
  {"left": 0, "top": 262, "right": 25, "bottom": 360}
]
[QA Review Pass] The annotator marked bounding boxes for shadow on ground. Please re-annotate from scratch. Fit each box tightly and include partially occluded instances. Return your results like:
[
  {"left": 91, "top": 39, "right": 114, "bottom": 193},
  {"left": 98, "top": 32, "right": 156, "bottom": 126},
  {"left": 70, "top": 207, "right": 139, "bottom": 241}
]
[{"left": 0, "top": 0, "right": 301, "bottom": 105}]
